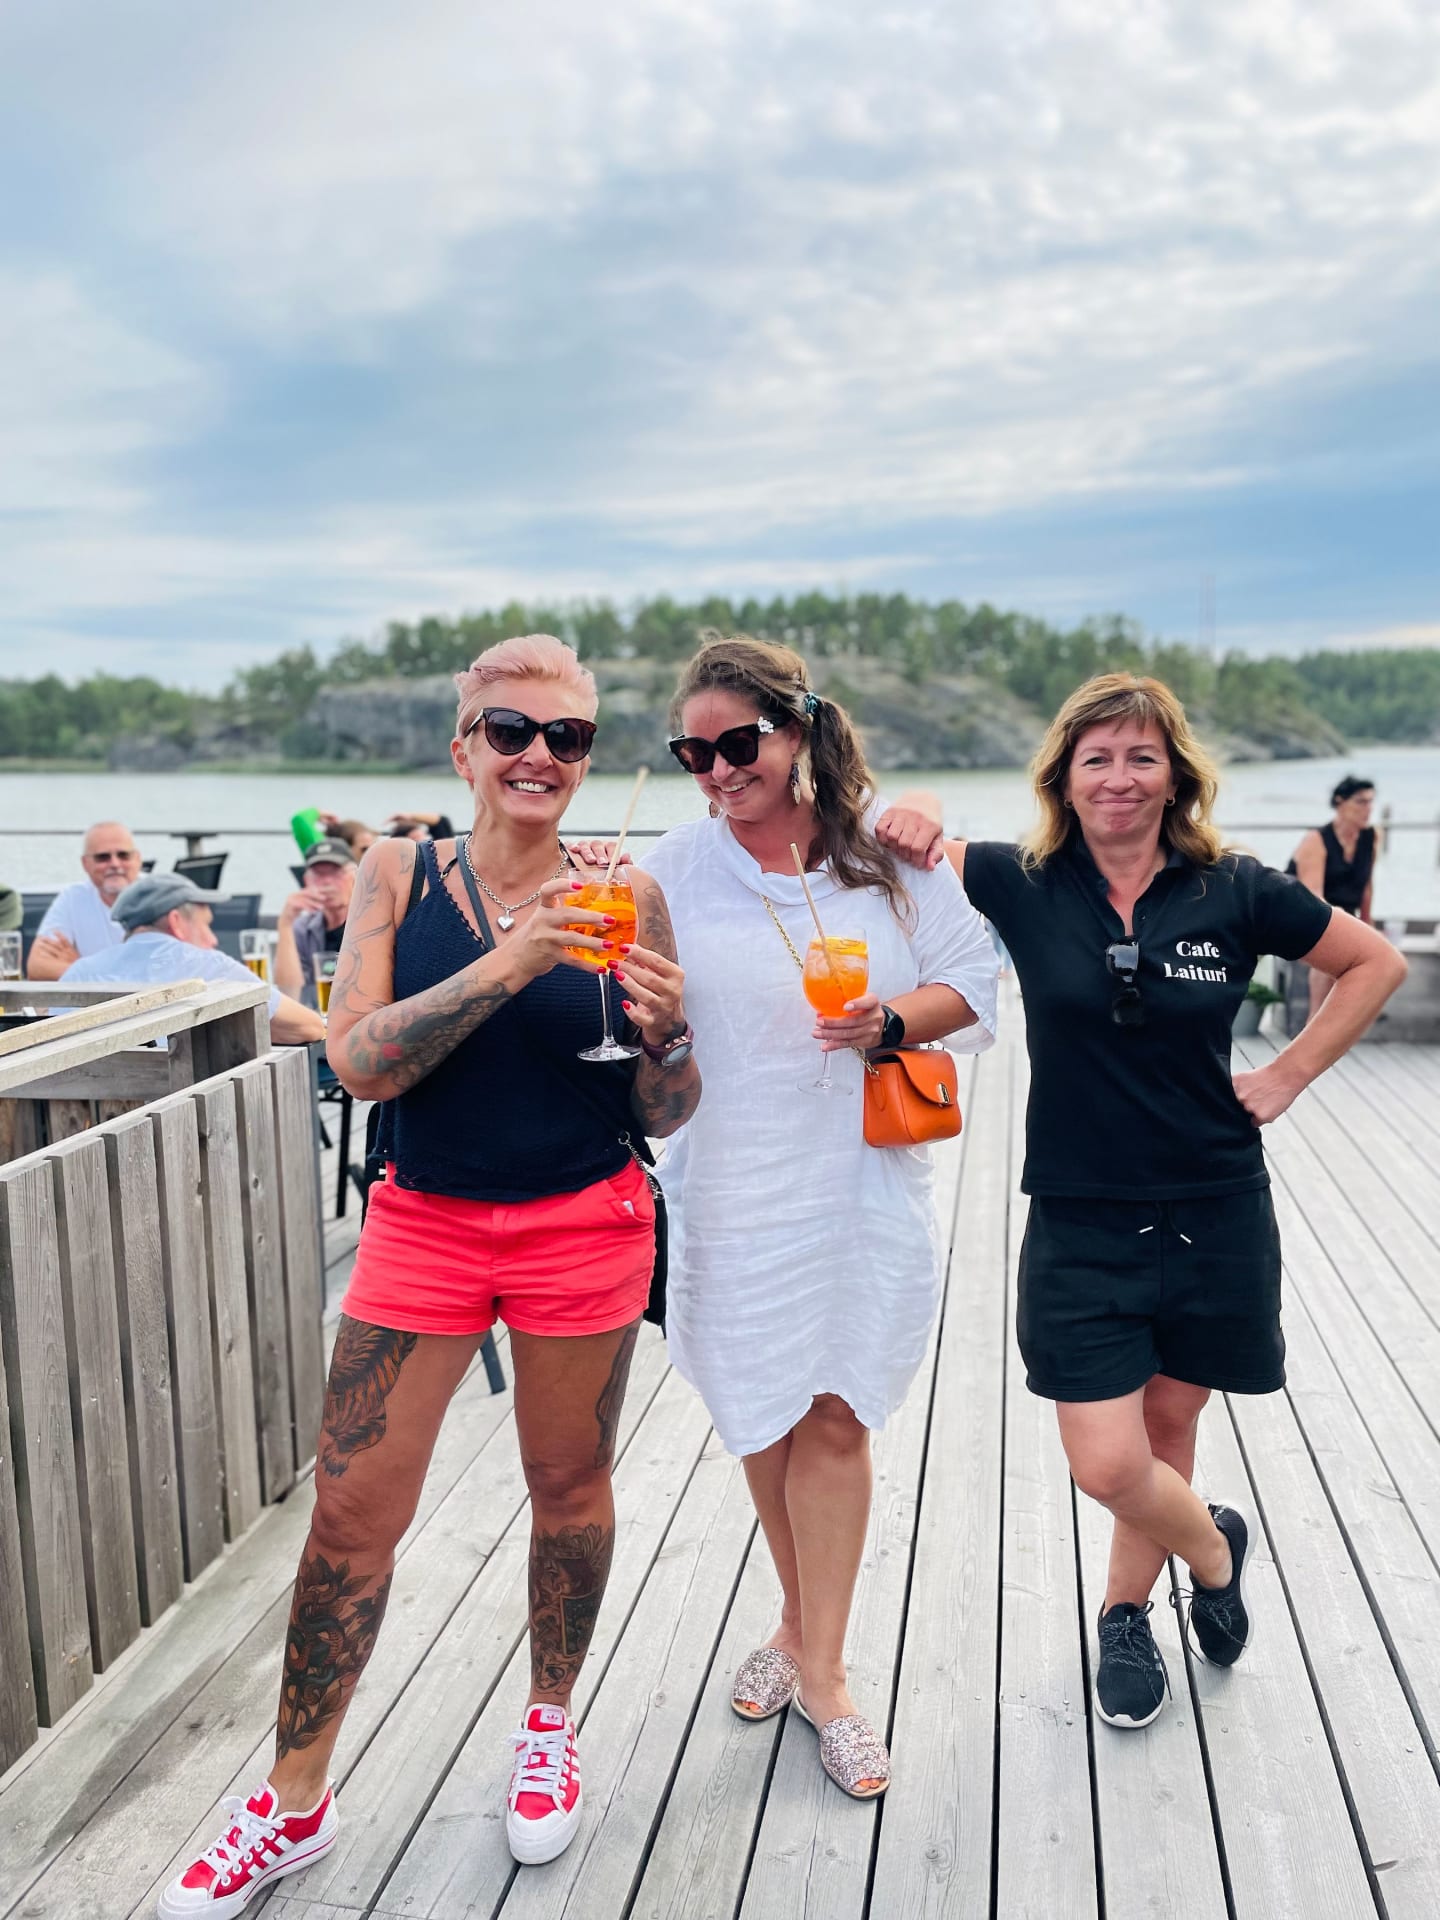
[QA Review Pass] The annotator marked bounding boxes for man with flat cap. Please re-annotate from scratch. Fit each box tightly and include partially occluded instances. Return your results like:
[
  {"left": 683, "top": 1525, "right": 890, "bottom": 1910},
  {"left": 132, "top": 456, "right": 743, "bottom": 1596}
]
[{"left": 60, "top": 873, "right": 326, "bottom": 1046}]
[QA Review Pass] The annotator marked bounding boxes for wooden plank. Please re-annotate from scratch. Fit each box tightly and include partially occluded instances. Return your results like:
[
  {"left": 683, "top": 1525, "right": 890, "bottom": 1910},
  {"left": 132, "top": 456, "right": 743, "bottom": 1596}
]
[
  {"left": 49, "top": 1136, "right": 142, "bottom": 1669},
  {"left": 0, "top": 1160, "right": 93, "bottom": 1724},
  {"left": 233, "top": 1061, "right": 294, "bottom": 1502},
  {"left": 1228, "top": 1382, "right": 1440, "bottom": 1915},
  {"left": 44, "top": 1098, "right": 94, "bottom": 1143},
  {"left": 192, "top": 1004, "right": 269, "bottom": 1080},
  {"left": 0, "top": 980, "right": 205, "bottom": 1062},
  {"left": 0, "top": 1100, "right": 40, "bottom": 1166},
  {"left": 272, "top": 1049, "right": 325, "bottom": 1469},
  {"left": 0, "top": 1300, "right": 39, "bottom": 1769},
  {"left": 374, "top": 1364, "right": 714, "bottom": 1918},
  {"left": 150, "top": 1101, "right": 225, "bottom": 1578},
  {"left": 0, "top": 980, "right": 264, "bottom": 1098},
  {"left": 871, "top": 1054, "right": 1005, "bottom": 1920},
  {"left": 103, "top": 1113, "right": 185, "bottom": 1627},
  {"left": 1188, "top": 1407, "right": 1376, "bottom": 1917},
  {"left": 18, "top": 1053, "right": 175, "bottom": 1103},
  {"left": 193, "top": 1080, "right": 262, "bottom": 1539},
  {"left": 995, "top": 1038, "right": 1098, "bottom": 1920},
  {"left": 0, "top": 1335, "right": 513, "bottom": 1916}
]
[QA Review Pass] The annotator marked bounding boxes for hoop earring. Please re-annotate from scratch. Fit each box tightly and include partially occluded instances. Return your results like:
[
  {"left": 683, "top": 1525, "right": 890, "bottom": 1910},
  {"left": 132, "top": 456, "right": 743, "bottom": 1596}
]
[{"left": 1165, "top": 795, "right": 1176, "bottom": 807}]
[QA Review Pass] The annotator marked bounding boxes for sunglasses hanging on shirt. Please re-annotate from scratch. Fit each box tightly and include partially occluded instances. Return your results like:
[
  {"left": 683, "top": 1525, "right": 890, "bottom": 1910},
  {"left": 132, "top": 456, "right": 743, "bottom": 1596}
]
[{"left": 1105, "top": 940, "right": 1145, "bottom": 1027}]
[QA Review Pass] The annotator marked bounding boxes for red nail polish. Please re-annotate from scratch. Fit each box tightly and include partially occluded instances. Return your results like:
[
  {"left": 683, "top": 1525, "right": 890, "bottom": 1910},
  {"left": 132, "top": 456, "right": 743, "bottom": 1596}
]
[
  {"left": 603, "top": 915, "right": 616, "bottom": 925},
  {"left": 614, "top": 970, "right": 626, "bottom": 982},
  {"left": 619, "top": 943, "right": 633, "bottom": 953},
  {"left": 622, "top": 1000, "right": 634, "bottom": 1012}
]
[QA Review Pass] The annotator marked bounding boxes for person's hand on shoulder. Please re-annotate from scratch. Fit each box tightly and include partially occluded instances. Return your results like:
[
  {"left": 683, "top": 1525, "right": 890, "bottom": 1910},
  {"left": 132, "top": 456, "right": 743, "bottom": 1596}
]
[
  {"left": 565, "top": 840, "right": 630, "bottom": 871},
  {"left": 875, "top": 791, "right": 946, "bottom": 871}
]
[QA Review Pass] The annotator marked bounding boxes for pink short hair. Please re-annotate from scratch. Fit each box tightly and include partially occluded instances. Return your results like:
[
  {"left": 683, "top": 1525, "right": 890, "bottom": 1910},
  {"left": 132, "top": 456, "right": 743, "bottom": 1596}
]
[{"left": 453, "top": 634, "right": 597, "bottom": 738}]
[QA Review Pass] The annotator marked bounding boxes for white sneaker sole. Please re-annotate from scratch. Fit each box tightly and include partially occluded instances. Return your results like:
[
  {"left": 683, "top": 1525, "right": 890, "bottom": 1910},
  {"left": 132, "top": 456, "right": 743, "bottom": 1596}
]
[
  {"left": 1095, "top": 1690, "right": 1166, "bottom": 1730},
  {"left": 156, "top": 1828, "right": 337, "bottom": 1919},
  {"left": 507, "top": 1787, "right": 583, "bottom": 1866}
]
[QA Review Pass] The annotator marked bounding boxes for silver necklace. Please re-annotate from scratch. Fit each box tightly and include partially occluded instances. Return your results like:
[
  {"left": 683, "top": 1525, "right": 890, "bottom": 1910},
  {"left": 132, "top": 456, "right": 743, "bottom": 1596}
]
[{"left": 462, "top": 835, "right": 567, "bottom": 931}]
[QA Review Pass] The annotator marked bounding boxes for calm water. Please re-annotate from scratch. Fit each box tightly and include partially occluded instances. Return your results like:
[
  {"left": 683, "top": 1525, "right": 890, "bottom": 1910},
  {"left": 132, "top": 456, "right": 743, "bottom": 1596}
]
[{"left": 2, "top": 744, "right": 1436, "bottom": 914}]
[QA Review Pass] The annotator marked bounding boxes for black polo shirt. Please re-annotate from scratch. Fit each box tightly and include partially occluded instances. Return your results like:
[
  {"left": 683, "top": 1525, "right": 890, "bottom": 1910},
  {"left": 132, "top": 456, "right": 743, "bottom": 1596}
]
[{"left": 964, "top": 836, "right": 1332, "bottom": 1199}]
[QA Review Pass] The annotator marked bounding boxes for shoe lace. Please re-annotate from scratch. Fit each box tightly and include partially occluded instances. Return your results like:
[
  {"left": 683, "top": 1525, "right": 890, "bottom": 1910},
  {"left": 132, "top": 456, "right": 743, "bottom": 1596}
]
[
  {"left": 196, "top": 1795, "right": 277, "bottom": 1875},
  {"left": 1100, "top": 1602, "right": 1169, "bottom": 1690},
  {"left": 509, "top": 1725, "right": 571, "bottom": 1809},
  {"left": 1170, "top": 1581, "right": 1244, "bottom": 1657}
]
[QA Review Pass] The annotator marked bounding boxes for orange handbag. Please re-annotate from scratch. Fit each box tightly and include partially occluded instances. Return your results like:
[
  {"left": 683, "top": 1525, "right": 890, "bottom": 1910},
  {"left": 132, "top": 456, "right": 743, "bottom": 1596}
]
[{"left": 862, "top": 1046, "right": 962, "bottom": 1148}]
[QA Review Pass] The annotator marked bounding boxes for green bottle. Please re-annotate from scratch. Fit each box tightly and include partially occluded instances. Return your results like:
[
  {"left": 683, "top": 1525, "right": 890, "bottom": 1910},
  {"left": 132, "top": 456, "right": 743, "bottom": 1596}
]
[{"left": 291, "top": 807, "right": 324, "bottom": 853}]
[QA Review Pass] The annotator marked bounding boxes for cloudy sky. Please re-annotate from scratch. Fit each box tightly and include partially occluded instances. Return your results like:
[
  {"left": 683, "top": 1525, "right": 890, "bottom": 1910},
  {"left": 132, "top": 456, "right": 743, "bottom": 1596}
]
[{"left": 2, "top": 0, "right": 1438, "bottom": 689}]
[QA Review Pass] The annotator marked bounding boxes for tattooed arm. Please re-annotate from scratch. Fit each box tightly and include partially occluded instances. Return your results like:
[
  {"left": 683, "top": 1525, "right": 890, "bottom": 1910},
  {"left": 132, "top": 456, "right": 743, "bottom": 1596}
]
[
  {"left": 616, "top": 871, "right": 701, "bottom": 1139},
  {"left": 325, "top": 841, "right": 608, "bottom": 1100}
]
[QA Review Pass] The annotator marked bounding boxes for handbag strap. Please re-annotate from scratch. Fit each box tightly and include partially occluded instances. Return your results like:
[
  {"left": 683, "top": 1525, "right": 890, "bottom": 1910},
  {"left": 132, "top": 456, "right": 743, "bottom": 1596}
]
[{"left": 759, "top": 893, "right": 876, "bottom": 1074}]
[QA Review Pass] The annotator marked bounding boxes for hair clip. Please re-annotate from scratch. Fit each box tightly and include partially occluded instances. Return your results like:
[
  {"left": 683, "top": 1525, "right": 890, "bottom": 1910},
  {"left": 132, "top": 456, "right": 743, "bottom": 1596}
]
[
  {"left": 802, "top": 691, "right": 819, "bottom": 717},
  {"left": 757, "top": 715, "right": 776, "bottom": 733}
]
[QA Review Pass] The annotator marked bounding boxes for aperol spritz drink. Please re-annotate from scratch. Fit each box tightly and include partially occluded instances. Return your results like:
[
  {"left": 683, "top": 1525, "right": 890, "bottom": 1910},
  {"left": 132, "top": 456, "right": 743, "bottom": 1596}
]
[
  {"left": 801, "top": 934, "right": 868, "bottom": 1094},
  {"left": 564, "top": 875, "right": 641, "bottom": 1061}
]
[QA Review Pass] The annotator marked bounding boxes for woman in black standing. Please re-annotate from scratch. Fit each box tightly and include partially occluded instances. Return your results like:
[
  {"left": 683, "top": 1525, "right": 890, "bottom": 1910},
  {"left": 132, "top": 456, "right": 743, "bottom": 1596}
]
[
  {"left": 1290, "top": 775, "right": 1378, "bottom": 1019},
  {"left": 878, "top": 676, "right": 1405, "bottom": 1732}
]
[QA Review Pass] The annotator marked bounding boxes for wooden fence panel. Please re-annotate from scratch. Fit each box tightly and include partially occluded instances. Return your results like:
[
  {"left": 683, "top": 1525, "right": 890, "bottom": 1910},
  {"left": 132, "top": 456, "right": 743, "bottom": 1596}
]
[
  {"left": 0, "top": 1301, "right": 39, "bottom": 1767},
  {"left": 193, "top": 1080, "right": 262, "bottom": 1540},
  {"left": 105, "top": 1112, "right": 185, "bottom": 1626},
  {"left": 0, "top": 1159, "right": 93, "bottom": 1723},
  {"left": 50, "top": 1136, "right": 142, "bottom": 1669},
  {"left": 271, "top": 1049, "right": 326, "bottom": 1468},
  {"left": 233, "top": 1061, "right": 294, "bottom": 1502},
  {"left": 152, "top": 1101, "right": 225, "bottom": 1579}
]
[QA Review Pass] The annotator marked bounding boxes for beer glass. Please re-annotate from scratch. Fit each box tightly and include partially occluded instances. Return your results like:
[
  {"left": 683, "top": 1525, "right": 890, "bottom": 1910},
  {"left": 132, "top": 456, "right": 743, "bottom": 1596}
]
[
  {"left": 801, "top": 935, "right": 869, "bottom": 1094},
  {"left": 240, "top": 929, "right": 269, "bottom": 982},
  {"left": 563, "top": 874, "right": 640, "bottom": 1062},
  {"left": 0, "top": 931, "right": 21, "bottom": 980},
  {"left": 311, "top": 952, "right": 337, "bottom": 1013}
]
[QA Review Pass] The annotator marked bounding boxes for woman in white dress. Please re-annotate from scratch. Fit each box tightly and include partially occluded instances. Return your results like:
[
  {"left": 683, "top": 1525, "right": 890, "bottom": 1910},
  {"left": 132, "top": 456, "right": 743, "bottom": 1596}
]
[{"left": 639, "top": 634, "right": 998, "bottom": 1797}]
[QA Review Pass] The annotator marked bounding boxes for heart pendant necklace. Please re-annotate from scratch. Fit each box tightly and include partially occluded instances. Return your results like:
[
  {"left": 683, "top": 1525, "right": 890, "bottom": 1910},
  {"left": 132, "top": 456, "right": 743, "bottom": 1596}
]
[{"left": 462, "top": 835, "right": 567, "bottom": 931}]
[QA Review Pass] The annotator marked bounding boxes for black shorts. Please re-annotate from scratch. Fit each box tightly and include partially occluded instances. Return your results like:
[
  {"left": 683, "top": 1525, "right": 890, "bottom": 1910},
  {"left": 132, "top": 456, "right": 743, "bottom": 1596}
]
[{"left": 1017, "top": 1188, "right": 1284, "bottom": 1403}]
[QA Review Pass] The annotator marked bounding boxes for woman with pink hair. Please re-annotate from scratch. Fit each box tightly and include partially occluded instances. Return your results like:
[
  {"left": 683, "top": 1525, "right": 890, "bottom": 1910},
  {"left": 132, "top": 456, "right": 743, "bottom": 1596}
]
[{"left": 160, "top": 635, "right": 700, "bottom": 1916}]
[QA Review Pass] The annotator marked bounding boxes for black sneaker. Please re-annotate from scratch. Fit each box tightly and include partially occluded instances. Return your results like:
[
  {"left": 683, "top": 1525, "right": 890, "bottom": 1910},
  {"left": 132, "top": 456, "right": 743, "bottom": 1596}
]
[
  {"left": 1094, "top": 1601, "right": 1169, "bottom": 1729},
  {"left": 1176, "top": 1504, "right": 1251, "bottom": 1667}
]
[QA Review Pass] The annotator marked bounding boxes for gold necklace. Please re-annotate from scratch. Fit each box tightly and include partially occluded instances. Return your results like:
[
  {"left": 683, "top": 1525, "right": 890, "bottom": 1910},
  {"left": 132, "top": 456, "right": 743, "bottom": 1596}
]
[{"left": 462, "top": 836, "right": 567, "bottom": 931}]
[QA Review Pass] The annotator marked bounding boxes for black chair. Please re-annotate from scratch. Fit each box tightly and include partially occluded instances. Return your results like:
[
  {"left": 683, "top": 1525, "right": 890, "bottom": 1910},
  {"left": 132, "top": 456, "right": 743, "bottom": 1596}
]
[
  {"left": 175, "top": 852, "right": 228, "bottom": 890},
  {"left": 20, "top": 892, "right": 57, "bottom": 969},
  {"left": 207, "top": 894, "right": 262, "bottom": 960}
]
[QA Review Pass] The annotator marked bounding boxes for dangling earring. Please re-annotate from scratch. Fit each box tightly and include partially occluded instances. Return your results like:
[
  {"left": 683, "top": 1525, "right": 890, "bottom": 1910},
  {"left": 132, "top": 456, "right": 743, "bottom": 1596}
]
[
  {"left": 789, "top": 759, "right": 801, "bottom": 804},
  {"left": 708, "top": 799, "right": 721, "bottom": 819}
]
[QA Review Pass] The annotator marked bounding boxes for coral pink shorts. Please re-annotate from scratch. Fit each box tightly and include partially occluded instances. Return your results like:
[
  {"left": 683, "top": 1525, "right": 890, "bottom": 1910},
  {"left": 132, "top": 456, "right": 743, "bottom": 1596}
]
[{"left": 342, "top": 1160, "right": 656, "bottom": 1340}]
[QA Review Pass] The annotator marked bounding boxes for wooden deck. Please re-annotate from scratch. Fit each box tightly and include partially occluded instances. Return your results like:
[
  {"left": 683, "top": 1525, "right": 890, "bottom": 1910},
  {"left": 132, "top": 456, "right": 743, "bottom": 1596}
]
[{"left": 5, "top": 998, "right": 1440, "bottom": 1919}]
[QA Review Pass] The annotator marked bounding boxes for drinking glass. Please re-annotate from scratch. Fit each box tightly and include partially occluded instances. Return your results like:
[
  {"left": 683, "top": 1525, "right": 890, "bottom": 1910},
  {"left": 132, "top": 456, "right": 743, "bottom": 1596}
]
[
  {"left": 0, "top": 931, "right": 20, "bottom": 980},
  {"left": 240, "top": 929, "right": 269, "bottom": 982},
  {"left": 563, "top": 874, "right": 641, "bottom": 1062},
  {"left": 800, "top": 935, "right": 869, "bottom": 1094},
  {"left": 311, "top": 952, "right": 338, "bottom": 1013}
]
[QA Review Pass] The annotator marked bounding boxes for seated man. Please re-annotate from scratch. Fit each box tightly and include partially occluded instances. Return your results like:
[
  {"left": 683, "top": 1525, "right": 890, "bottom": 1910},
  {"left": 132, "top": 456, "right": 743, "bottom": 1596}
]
[
  {"left": 274, "top": 837, "right": 356, "bottom": 1007},
  {"left": 61, "top": 873, "right": 325, "bottom": 1047},
  {"left": 27, "top": 820, "right": 143, "bottom": 978}
]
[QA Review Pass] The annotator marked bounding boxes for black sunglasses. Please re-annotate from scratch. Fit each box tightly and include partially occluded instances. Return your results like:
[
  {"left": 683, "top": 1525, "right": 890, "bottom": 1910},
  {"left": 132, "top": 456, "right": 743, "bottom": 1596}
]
[
  {"left": 1105, "top": 940, "right": 1145, "bottom": 1027},
  {"left": 464, "top": 707, "right": 597, "bottom": 764},
  {"left": 667, "top": 716, "right": 776, "bottom": 776}
]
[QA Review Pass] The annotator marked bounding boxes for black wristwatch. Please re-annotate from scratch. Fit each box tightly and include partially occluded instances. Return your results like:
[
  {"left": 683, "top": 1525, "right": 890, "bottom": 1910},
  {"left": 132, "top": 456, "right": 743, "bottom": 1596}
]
[
  {"left": 641, "top": 1022, "right": 695, "bottom": 1068},
  {"left": 877, "top": 1004, "right": 906, "bottom": 1051}
]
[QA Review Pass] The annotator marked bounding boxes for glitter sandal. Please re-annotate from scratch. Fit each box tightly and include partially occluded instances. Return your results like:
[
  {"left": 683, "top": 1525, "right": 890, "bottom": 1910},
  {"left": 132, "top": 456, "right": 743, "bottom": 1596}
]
[
  {"left": 794, "top": 1694, "right": 891, "bottom": 1798},
  {"left": 731, "top": 1647, "right": 801, "bottom": 1720}
]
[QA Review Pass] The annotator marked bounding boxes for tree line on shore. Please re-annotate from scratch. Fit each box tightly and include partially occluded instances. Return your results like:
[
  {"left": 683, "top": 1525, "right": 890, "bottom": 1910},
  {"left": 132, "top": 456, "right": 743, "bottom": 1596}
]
[{"left": 3, "top": 594, "right": 1438, "bottom": 762}]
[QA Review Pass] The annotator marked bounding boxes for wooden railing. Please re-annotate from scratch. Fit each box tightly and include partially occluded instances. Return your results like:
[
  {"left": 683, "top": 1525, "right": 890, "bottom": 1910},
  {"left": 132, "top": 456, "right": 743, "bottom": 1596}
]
[{"left": 0, "top": 986, "right": 324, "bottom": 1769}]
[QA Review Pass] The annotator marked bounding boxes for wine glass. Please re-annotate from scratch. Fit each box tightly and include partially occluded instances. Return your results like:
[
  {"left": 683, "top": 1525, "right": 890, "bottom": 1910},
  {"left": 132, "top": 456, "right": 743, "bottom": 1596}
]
[
  {"left": 800, "top": 935, "right": 869, "bottom": 1094},
  {"left": 564, "top": 873, "right": 641, "bottom": 1062}
]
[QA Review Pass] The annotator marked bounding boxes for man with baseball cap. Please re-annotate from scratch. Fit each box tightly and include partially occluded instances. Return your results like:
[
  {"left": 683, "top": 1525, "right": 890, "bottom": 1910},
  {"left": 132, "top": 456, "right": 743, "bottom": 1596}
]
[
  {"left": 274, "top": 836, "right": 357, "bottom": 1009},
  {"left": 60, "top": 873, "right": 326, "bottom": 1046}
]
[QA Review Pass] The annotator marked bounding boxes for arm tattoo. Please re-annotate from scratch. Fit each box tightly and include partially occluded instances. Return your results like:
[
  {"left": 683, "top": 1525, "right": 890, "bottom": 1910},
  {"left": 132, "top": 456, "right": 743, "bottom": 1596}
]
[
  {"left": 316, "top": 1316, "right": 418, "bottom": 1479},
  {"left": 277, "top": 1550, "right": 393, "bottom": 1755},
  {"left": 628, "top": 875, "right": 701, "bottom": 1138},
  {"left": 593, "top": 1320, "right": 639, "bottom": 1470},
  {"left": 529, "top": 1522, "right": 615, "bottom": 1697},
  {"left": 343, "top": 974, "right": 515, "bottom": 1094}
]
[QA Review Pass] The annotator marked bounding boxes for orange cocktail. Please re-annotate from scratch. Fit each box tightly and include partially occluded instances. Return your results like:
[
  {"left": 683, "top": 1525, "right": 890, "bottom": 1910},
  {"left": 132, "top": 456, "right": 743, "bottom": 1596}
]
[
  {"left": 803, "top": 936, "right": 869, "bottom": 1016},
  {"left": 563, "top": 878, "right": 638, "bottom": 972}
]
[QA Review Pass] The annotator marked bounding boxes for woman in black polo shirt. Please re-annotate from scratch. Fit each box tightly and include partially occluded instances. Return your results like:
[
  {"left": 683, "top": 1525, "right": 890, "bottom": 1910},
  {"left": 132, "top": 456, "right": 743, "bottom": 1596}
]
[{"left": 879, "top": 674, "right": 1405, "bottom": 1731}]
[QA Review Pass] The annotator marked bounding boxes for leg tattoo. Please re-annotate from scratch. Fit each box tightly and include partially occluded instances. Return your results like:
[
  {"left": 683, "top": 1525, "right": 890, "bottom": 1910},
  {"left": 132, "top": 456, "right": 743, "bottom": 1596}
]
[
  {"left": 317, "top": 1316, "right": 418, "bottom": 1479},
  {"left": 277, "top": 1548, "right": 393, "bottom": 1756},
  {"left": 529, "top": 1523, "right": 615, "bottom": 1697},
  {"left": 593, "top": 1321, "right": 639, "bottom": 1469}
]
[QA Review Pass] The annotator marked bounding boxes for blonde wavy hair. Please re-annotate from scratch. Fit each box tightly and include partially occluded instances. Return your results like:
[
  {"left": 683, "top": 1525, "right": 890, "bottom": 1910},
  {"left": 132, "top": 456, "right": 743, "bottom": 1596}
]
[{"left": 1021, "top": 673, "right": 1225, "bottom": 869}]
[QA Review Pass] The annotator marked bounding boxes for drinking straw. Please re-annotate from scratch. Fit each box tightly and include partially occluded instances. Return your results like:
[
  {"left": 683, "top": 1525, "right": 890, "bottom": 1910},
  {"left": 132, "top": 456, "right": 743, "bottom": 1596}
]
[
  {"left": 790, "top": 842, "right": 831, "bottom": 946},
  {"left": 604, "top": 767, "right": 650, "bottom": 882}
]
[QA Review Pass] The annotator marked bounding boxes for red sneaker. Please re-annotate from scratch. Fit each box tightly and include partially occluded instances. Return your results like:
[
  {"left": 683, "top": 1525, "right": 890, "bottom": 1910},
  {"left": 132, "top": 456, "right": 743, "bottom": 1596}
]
[
  {"left": 506, "top": 1703, "right": 583, "bottom": 1864},
  {"left": 156, "top": 1780, "right": 337, "bottom": 1917}
]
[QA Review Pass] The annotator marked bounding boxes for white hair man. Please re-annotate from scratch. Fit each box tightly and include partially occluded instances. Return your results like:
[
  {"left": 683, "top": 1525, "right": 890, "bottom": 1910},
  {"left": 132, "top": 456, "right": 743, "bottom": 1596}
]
[
  {"left": 27, "top": 820, "right": 144, "bottom": 978},
  {"left": 60, "top": 874, "right": 326, "bottom": 1047}
]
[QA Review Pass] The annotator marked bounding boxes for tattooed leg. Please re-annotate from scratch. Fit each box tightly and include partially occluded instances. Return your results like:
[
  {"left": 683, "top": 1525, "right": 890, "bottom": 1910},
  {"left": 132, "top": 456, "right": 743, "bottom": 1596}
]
[
  {"left": 317, "top": 1316, "right": 419, "bottom": 1479},
  {"left": 510, "top": 1319, "right": 642, "bottom": 1710},
  {"left": 278, "top": 1548, "right": 394, "bottom": 1757}
]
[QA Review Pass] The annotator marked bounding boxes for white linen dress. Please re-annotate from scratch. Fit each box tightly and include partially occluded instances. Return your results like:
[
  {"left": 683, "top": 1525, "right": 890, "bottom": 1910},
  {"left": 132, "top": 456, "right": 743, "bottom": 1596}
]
[{"left": 640, "top": 815, "right": 999, "bottom": 1456}]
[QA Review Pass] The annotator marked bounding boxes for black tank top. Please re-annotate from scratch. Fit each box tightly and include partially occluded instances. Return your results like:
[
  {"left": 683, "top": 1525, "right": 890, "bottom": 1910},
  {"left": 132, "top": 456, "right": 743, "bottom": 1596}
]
[
  {"left": 381, "top": 839, "right": 636, "bottom": 1201},
  {"left": 1317, "top": 822, "right": 1375, "bottom": 914}
]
